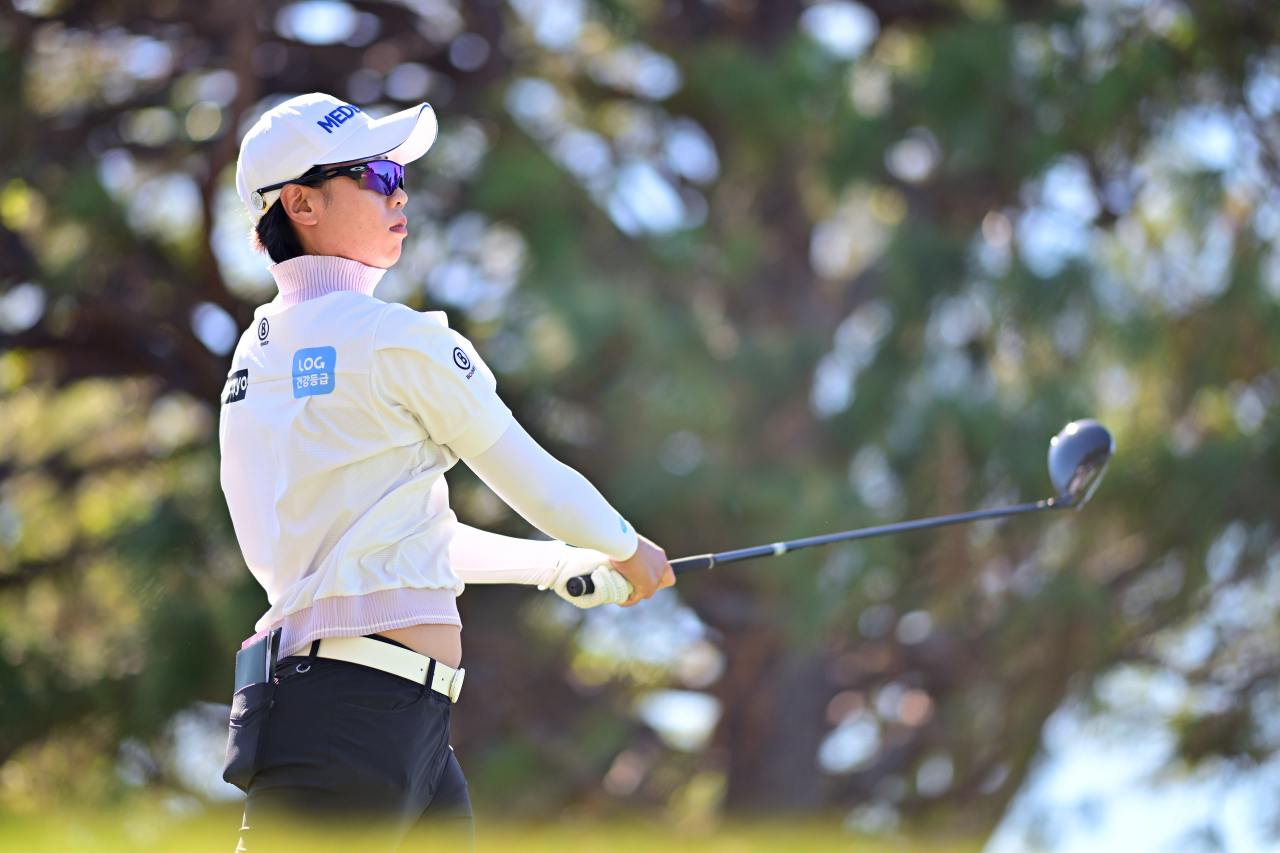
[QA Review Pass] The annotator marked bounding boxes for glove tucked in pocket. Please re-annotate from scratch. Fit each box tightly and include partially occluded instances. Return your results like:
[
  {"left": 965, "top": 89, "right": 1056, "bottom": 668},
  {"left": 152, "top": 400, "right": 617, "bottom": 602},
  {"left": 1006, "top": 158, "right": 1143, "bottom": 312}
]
[{"left": 222, "top": 680, "right": 276, "bottom": 792}]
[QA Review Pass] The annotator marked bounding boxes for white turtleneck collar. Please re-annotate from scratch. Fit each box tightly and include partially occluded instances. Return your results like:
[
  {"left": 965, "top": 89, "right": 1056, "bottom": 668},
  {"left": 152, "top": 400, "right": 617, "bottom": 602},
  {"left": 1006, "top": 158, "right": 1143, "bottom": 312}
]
[{"left": 269, "top": 255, "right": 387, "bottom": 307}]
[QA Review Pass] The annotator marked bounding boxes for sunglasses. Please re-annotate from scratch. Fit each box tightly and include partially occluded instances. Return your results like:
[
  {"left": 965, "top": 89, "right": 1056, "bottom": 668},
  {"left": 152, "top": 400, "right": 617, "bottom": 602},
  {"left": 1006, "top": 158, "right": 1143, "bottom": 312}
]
[{"left": 251, "top": 160, "right": 405, "bottom": 210}]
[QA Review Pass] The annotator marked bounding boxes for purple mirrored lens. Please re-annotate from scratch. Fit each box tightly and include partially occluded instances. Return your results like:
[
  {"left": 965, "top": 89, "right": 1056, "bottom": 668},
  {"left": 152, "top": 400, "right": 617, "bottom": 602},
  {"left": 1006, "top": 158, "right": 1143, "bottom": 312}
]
[{"left": 360, "top": 161, "right": 404, "bottom": 196}]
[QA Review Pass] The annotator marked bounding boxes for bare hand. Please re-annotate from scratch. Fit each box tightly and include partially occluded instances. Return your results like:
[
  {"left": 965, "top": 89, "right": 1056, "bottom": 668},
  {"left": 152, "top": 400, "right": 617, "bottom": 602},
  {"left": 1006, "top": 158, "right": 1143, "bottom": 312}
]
[{"left": 610, "top": 534, "right": 674, "bottom": 606}]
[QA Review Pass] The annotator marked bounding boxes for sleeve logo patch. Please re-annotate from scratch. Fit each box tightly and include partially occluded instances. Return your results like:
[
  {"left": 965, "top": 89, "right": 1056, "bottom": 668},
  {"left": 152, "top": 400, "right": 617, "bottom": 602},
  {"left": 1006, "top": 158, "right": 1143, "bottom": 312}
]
[
  {"left": 452, "top": 346, "right": 476, "bottom": 379},
  {"left": 224, "top": 369, "right": 248, "bottom": 404},
  {"left": 292, "top": 347, "right": 336, "bottom": 398}
]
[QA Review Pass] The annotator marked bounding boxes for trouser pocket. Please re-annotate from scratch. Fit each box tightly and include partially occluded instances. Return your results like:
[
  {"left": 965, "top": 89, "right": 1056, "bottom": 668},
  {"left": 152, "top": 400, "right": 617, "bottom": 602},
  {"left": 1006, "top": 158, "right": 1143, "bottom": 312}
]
[
  {"left": 321, "top": 684, "right": 451, "bottom": 813},
  {"left": 223, "top": 680, "right": 276, "bottom": 792}
]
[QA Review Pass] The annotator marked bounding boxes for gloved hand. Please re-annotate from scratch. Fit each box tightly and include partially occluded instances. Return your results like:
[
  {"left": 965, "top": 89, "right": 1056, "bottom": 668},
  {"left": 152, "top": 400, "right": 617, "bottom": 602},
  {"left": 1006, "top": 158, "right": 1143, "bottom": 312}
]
[{"left": 540, "top": 545, "right": 634, "bottom": 608}]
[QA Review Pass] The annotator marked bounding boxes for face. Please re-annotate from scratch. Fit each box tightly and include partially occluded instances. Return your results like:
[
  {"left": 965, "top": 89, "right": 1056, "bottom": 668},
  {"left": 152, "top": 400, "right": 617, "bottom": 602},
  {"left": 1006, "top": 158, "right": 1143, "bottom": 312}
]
[{"left": 278, "top": 159, "right": 408, "bottom": 269}]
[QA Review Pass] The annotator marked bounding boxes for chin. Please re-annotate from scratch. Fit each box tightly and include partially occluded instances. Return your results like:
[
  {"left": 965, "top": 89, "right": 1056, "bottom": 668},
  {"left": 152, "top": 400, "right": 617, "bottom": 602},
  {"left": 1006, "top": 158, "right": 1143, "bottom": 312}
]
[{"left": 367, "top": 246, "right": 402, "bottom": 270}]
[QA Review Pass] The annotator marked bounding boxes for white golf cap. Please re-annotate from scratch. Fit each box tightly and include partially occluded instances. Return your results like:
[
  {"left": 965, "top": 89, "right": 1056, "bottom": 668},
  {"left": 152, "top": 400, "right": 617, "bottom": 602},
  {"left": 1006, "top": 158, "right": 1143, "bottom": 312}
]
[{"left": 236, "top": 93, "right": 438, "bottom": 224}]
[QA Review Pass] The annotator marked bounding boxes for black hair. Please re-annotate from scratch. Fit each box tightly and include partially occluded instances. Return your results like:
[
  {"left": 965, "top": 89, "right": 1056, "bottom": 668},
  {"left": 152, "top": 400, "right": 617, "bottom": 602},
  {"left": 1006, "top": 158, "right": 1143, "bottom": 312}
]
[
  {"left": 249, "top": 177, "right": 333, "bottom": 264},
  {"left": 251, "top": 201, "right": 305, "bottom": 264}
]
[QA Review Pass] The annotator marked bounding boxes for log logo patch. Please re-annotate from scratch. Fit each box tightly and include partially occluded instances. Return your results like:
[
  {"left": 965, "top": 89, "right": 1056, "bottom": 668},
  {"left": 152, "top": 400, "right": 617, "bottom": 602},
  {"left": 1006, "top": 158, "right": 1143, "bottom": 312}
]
[{"left": 293, "top": 347, "right": 336, "bottom": 398}]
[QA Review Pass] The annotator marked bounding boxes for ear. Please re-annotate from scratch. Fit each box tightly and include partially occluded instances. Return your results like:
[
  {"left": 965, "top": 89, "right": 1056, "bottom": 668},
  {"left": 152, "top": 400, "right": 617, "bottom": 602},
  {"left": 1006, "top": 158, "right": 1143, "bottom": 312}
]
[{"left": 279, "top": 184, "right": 324, "bottom": 228}]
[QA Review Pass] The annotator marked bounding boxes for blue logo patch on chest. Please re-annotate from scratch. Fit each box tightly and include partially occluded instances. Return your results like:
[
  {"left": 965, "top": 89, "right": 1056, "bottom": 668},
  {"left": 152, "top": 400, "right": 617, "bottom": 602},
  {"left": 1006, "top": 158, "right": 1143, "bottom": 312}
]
[{"left": 292, "top": 347, "right": 336, "bottom": 398}]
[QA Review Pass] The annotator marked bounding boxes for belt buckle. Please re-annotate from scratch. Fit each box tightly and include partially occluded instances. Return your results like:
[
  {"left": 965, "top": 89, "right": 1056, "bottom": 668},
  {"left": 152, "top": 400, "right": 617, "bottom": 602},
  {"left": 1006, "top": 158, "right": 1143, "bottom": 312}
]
[{"left": 446, "top": 667, "right": 465, "bottom": 703}]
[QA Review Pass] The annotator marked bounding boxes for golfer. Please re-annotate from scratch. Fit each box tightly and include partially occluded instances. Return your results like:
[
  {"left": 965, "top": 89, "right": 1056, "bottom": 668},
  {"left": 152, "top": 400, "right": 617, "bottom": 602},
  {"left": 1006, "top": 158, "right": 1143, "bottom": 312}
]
[{"left": 220, "top": 93, "right": 674, "bottom": 851}]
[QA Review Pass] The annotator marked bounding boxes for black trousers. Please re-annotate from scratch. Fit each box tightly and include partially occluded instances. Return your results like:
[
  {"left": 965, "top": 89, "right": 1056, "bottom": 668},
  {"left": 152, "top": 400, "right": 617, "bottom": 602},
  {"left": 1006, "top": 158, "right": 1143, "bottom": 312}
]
[{"left": 235, "top": 645, "right": 473, "bottom": 852}]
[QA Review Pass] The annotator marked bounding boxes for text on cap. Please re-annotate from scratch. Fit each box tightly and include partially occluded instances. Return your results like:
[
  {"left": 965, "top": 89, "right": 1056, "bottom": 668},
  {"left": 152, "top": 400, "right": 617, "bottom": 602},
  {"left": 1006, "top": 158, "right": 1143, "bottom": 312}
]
[{"left": 317, "top": 105, "right": 363, "bottom": 134}]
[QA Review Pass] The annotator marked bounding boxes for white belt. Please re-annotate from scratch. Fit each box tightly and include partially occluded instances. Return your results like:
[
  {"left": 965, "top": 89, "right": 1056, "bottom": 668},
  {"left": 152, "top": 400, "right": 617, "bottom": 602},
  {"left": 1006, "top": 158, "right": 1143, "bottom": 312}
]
[{"left": 314, "top": 636, "right": 465, "bottom": 703}]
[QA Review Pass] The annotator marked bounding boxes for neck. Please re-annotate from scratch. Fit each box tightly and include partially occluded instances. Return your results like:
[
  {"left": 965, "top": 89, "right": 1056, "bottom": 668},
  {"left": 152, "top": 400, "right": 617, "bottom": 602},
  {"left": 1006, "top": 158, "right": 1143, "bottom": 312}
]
[{"left": 270, "top": 254, "right": 387, "bottom": 306}]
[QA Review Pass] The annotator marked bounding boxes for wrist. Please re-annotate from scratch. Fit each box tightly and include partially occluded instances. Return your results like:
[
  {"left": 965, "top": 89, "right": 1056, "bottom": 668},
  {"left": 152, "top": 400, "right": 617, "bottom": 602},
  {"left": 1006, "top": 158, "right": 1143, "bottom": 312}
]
[
  {"left": 608, "top": 526, "right": 639, "bottom": 563},
  {"left": 537, "top": 540, "right": 571, "bottom": 588}
]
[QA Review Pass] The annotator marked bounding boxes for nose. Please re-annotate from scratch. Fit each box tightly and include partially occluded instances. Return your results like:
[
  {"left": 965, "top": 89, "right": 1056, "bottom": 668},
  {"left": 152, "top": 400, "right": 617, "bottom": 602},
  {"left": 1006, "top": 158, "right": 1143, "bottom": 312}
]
[{"left": 391, "top": 186, "right": 408, "bottom": 208}]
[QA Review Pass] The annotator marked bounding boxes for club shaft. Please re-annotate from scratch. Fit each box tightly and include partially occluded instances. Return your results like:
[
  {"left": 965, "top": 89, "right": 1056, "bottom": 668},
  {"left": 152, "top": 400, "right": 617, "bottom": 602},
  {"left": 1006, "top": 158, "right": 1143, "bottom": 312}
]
[
  {"left": 565, "top": 495, "right": 1072, "bottom": 596},
  {"left": 670, "top": 496, "right": 1071, "bottom": 575}
]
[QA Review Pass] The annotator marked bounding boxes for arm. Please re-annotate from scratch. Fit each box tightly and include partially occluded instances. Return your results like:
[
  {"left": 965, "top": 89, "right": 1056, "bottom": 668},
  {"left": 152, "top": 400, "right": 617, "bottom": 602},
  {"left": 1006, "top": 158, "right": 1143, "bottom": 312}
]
[
  {"left": 448, "top": 523, "right": 563, "bottom": 586},
  {"left": 459, "top": 422, "right": 673, "bottom": 604},
  {"left": 448, "top": 523, "right": 636, "bottom": 607},
  {"left": 462, "top": 421, "right": 637, "bottom": 560},
  {"left": 369, "top": 307, "right": 671, "bottom": 602}
]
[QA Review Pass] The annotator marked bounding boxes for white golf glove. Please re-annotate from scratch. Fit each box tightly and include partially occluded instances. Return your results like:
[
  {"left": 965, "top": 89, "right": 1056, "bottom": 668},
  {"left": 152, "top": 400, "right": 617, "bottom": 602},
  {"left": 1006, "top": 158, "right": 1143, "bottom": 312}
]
[{"left": 540, "top": 546, "right": 633, "bottom": 608}]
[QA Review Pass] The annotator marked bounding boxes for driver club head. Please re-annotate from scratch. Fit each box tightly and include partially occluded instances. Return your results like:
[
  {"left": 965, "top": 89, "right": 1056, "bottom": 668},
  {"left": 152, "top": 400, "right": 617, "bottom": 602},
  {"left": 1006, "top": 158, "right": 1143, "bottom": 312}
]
[{"left": 1048, "top": 420, "right": 1114, "bottom": 509}]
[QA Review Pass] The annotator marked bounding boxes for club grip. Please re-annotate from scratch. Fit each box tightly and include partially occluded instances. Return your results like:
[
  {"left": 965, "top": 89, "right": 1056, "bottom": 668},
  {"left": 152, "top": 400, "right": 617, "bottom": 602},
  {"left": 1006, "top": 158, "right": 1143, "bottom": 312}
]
[
  {"left": 565, "top": 574, "right": 594, "bottom": 597},
  {"left": 564, "top": 554, "right": 715, "bottom": 597}
]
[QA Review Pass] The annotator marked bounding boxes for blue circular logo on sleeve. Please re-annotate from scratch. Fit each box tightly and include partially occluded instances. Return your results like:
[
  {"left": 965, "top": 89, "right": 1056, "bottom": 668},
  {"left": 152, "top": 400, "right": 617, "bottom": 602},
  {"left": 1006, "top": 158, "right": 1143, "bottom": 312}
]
[{"left": 452, "top": 347, "right": 471, "bottom": 371}]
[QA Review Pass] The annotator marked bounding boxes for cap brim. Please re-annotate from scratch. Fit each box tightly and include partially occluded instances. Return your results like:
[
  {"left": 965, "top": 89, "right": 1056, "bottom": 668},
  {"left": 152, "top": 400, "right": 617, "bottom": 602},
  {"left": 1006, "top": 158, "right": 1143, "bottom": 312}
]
[{"left": 323, "top": 103, "right": 438, "bottom": 167}]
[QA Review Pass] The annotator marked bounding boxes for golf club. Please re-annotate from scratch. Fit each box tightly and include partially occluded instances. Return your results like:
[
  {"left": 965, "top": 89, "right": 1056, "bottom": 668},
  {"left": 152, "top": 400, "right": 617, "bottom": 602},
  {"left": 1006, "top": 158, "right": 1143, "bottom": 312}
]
[{"left": 566, "top": 419, "right": 1114, "bottom": 597}]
